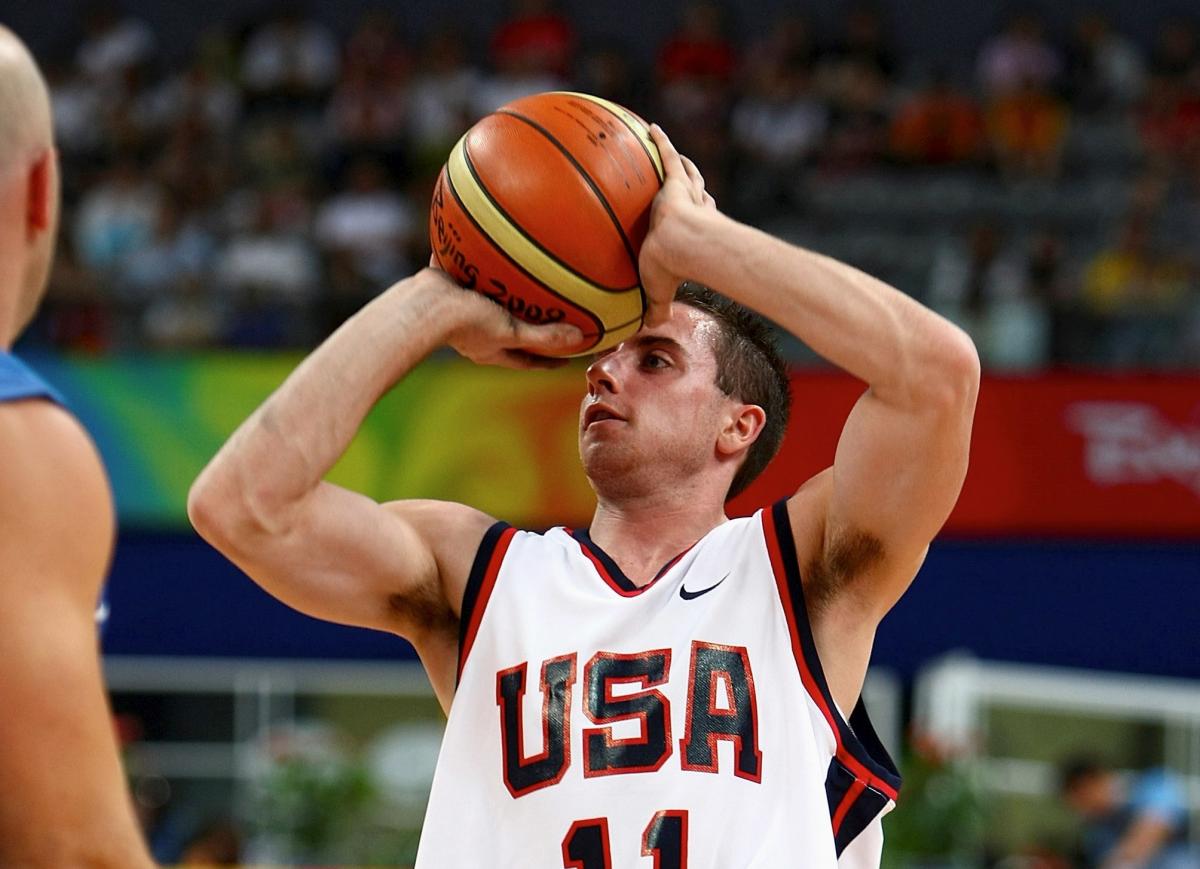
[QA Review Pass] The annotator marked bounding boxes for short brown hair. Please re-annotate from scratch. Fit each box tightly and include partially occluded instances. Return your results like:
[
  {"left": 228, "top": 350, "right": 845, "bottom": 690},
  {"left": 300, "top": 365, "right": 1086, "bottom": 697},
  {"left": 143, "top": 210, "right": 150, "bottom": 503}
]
[{"left": 675, "top": 281, "right": 792, "bottom": 500}]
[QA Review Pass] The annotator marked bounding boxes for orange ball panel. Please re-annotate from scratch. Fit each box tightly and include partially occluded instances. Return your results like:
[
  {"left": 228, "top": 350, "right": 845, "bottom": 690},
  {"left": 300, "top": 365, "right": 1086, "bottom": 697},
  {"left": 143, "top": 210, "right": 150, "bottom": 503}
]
[
  {"left": 501, "top": 92, "right": 659, "bottom": 255},
  {"left": 465, "top": 114, "right": 638, "bottom": 291},
  {"left": 429, "top": 167, "right": 605, "bottom": 349}
]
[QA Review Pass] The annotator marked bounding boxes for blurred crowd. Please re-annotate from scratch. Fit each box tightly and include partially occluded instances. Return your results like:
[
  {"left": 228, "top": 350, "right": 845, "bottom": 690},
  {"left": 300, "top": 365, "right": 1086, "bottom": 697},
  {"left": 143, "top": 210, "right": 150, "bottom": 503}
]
[{"left": 18, "top": 0, "right": 1200, "bottom": 369}]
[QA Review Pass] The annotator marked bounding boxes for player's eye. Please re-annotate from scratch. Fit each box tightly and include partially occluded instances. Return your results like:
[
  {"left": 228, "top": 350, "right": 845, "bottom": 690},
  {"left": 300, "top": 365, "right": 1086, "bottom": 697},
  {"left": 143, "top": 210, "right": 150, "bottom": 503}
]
[{"left": 643, "top": 352, "right": 670, "bottom": 369}]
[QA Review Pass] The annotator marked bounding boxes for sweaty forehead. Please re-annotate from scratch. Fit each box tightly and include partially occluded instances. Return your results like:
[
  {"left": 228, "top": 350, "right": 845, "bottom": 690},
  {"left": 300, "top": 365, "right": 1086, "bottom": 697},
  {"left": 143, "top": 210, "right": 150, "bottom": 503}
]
[{"left": 596, "top": 305, "right": 721, "bottom": 362}]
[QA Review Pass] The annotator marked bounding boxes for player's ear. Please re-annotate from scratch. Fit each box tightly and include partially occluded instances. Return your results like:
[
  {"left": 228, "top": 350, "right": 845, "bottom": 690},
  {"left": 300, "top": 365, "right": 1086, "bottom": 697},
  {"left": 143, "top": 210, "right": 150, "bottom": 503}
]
[
  {"left": 716, "top": 403, "right": 766, "bottom": 458},
  {"left": 26, "top": 149, "right": 54, "bottom": 236}
]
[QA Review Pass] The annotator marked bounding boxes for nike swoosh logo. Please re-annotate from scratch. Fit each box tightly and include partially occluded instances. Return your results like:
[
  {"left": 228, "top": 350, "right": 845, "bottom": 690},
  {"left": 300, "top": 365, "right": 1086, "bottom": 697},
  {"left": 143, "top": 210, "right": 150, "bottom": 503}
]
[{"left": 679, "top": 573, "right": 730, "bottom": 600}]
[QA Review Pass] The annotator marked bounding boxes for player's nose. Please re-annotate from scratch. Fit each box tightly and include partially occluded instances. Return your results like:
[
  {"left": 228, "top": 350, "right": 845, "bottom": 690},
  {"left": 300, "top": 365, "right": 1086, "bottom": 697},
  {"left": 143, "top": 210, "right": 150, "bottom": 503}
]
[{"left": 585, "top": 353, "right": 622, "bottom": 396}]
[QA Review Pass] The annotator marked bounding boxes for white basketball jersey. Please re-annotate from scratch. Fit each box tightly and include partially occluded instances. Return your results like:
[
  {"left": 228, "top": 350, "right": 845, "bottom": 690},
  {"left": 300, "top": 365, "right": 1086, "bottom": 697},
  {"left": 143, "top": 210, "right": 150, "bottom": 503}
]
[{"left": 416, "top": 501, "right": 900, "bottom": 868}]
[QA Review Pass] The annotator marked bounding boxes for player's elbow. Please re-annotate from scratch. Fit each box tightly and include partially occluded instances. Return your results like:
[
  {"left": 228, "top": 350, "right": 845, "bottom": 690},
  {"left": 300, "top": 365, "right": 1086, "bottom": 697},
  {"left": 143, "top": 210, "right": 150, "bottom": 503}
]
[
  {"left": 188, "top": 462, "right": 287, "bottom": 554},
  {"left": 920, "top": 324, "right": 980, "bottom": 413}
]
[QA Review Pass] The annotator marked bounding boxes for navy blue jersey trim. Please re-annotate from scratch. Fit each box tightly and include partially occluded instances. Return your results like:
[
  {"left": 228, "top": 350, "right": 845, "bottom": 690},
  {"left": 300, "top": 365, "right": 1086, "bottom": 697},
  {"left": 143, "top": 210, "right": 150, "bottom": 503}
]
[
  {"left": 568, "top": 528, "right": 685, "bottom": 594},
  {"left": 768, "top": 499, "right": 902, "bottom": 793},
  {"left": 826, "top": 756, "right": 892, "bottom": 856},
  {"left": 456, "top": 520, "right": 512, "bottom": 686},
  {"left": 570, "top": 528, "right": 640, "bottom": 592}
]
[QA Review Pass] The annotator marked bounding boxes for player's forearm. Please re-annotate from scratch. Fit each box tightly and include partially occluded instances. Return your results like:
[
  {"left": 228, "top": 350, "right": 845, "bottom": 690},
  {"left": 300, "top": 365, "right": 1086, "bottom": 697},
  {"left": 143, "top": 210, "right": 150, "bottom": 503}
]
[
  {"left": 191, "top": 270, "right": 463, "bottom": 529},
  {"left": 667, "top": 207, "right": 979, "bottom": 407}
]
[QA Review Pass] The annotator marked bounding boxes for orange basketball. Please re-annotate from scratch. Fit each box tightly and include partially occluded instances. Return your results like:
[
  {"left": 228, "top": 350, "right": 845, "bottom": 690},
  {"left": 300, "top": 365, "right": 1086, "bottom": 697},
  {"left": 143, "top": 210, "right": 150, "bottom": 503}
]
[{"left": 430, "top": 91, "right": 664, "bottom": 355}]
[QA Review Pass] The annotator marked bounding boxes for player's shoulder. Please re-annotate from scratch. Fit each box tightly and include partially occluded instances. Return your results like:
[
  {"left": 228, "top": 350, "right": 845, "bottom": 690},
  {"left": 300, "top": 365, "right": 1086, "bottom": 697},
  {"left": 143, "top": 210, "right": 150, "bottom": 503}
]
[
  {"left": 382, "top": 498, "right": 498, "bottom": 542},
  {"left": 0, "top": 399, "right": 114, "bottom": 588},
  {"left": 0, "top": 398, "right": 107, "bottom": 493}
]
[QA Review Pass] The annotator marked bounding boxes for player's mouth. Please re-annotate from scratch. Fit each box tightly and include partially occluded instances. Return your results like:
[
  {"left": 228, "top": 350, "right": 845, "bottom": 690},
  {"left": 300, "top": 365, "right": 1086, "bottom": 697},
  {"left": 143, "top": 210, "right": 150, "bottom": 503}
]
[{"left": 583, "top": 403, "right": 627, "bottom": 430}]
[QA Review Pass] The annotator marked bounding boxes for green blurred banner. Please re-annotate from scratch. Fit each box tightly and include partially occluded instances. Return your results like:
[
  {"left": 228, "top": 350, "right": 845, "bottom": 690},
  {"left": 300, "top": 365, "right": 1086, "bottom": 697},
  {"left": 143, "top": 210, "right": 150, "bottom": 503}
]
[{"left": 34, "top": 353, "right": 597, "bottom": 529}]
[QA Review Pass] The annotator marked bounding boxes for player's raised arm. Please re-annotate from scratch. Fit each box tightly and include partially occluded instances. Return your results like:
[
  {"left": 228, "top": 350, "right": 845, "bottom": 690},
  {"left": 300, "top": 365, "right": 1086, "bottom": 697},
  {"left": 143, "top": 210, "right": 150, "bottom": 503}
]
[
  {"left": 640, "top": 125, "right": 979, "bottom": 712},
  {"left": 188, "top": 267, "right": 581, "bottom": 702}
]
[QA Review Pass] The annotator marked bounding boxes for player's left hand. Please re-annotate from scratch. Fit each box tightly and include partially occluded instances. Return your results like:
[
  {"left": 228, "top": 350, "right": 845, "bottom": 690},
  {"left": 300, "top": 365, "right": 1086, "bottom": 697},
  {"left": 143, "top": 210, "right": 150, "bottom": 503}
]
[{"left": 639, "top": 124, "right": 718, "bottom": 328}]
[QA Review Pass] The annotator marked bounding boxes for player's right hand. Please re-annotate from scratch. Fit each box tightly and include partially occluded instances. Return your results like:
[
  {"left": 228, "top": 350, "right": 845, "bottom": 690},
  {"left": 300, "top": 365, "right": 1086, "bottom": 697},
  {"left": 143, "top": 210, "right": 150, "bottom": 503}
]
[{"left": 425, "top": 265, "right": 584, "bottom": 369}]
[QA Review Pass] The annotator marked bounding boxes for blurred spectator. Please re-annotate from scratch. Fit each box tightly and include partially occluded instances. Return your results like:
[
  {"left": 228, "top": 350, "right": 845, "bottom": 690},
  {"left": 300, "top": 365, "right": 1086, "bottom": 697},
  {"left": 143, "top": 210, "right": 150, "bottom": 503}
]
[
  {"left": 46, "top": 61, "right": 105, "bottom": 160},
  {"left": 74, "top": 157, "right": 163, "bottom": 272},
  {"left": 986, "top": 79, "right": 1069, "bottom": 179},
  {"left": 1065, "top": 12, "right": 1146, "bottom": 112},
  {"left": 241, "top": 6, "right": 339, "bottom": 109},
  {"left": 978, "top": 13, "right": 1062, "bottom": 97},
  {"left": 120, "top": 197, "right": 216, "bottom": 299},
  {"left": 1148, "top": 18, "right": 1199, "bottom": 82},
  {"left": 929, "top": 221, "right": 1051, "bottom": 369},
  {"left": 820, "top": 63, "right": 891, "bottom": 173},
  {"left": 135, "top": 59, "right": 242, "bottom": 140},
  {"left": 473, "top": 4, "right": 567, "bottom": 118},
  {"left": 890, "top": 72, "right": 986, "bottom": 166},
  {"left": 490, "top": 0, "right": 575, "bottom": 80},
  {"left": 1081, "top": 218, "right": 1191, "bottom": 366},
  {"left": 240, "top": 120, "right": 317, "bottom": 194},
  {"left": 313, "top": 158, "right": 417, "bottom": 286},
  {"left": 75, "top": 0, "right": 156, "bottom": 89},
  {"left": 30, "top": 241, "right": 114, "bottom": 353},
  {"left": 655, "top": 2, "right": 737, "bottom": 197},
  {"left": 1060, "top": 757, "right": 1196, "bottom": 869},
  {"left": 119, "top": 198, "right": 222, "bottom": 349},
  {"left": 818, "top": 5, "right": 898, "bottom": 98},
  {"left": 407, "top": 29, "right": 481, "bottom": 175},
  {"left": 216, "top": 195, "right": 320, "bottom": 347},
  {"left": 743, "top": 12, "right": 817, "bottom": 88},
  {"left": 323, "top": 10, "right": 411, "bottom": 172},
  {"left": 1139, "top": 71, "right": 1200, "bottom": 171},
  {"left": 730, "top": 58, "right": 826, "bottom": 219},
  {"left": 657, "top": 1, "right": 736, "bottom": 87},
  {"left": 576, "top": 42, "right": 640, "bottom": 110}
]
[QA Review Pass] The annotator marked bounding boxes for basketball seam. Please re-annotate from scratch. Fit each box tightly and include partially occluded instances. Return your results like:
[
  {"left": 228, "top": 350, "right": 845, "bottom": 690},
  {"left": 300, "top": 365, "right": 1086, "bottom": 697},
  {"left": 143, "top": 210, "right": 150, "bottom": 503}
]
[
  {"left": 545, "top": 94, "right": 656, "bottom": 326},
  {"left": 447, "top": 138, "right": 643, "bottom": 337},
  {"left": 463, "top": 130, "right": 639, "bottom": 295},
  {"left": 443, "top": 170, "right": 606, "bottom": 346},
  {"left": 559, "top": 92, "right": 665, "bottom": 183},
  {"left": 494, "top": 108, "right": 642, "bottom": 286}
]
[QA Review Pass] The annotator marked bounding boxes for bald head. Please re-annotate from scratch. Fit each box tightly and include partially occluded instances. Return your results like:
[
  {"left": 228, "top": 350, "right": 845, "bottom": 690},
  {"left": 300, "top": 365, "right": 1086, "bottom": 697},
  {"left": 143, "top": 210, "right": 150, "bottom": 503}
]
[
  {"left": 0, "top": 27, "right": 53, "bottom": 178},
  {"left": 0, "top": 26, "right": 58, "bottom": 346}
]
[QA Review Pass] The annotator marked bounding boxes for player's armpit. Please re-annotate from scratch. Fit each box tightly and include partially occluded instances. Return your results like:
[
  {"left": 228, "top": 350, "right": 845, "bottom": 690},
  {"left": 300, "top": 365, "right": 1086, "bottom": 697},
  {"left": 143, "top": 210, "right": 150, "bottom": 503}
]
[
  {"left": 808, "top": 336, "right": 978, "bottom": 622},
  {"left": 785, "top": 340, "right": 977, "bottom": 712}
]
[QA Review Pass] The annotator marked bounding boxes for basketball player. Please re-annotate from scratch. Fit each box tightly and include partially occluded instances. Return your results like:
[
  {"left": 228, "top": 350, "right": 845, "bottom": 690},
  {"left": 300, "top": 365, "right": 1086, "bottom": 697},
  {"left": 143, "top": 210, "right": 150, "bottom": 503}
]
[
  {"left": 0, "top": 26, "right": 155, "bottom": 868},
  {"left": 191, "top": 126, "right": 978, "bottom": 866}
]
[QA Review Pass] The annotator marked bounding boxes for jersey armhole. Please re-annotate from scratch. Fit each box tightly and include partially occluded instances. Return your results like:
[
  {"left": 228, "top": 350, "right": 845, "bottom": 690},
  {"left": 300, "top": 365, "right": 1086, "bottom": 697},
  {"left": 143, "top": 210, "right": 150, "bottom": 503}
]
[
  {"left": 456, "top": 521, "right": 516, "bottom": 685},
  {"left": 761, "top": 499, "right": 902, "bottom": 855}
]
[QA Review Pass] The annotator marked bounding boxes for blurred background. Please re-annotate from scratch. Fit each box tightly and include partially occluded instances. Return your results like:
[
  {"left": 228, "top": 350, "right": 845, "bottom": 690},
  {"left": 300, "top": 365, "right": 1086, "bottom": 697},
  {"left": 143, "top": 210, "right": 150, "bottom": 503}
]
[{"left": 5, "top": 0, "right": 1200, "bottom": 864}]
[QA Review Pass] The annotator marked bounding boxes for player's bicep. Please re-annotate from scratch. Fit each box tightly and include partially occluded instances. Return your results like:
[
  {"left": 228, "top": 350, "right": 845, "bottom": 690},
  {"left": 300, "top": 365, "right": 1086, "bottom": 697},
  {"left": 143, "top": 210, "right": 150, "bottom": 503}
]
[
  {"left": 190, "top": 480, "right": 493, "bottom": 640},
  {"left": 192, "top": 481, "right": 438, "bottom": 633}
]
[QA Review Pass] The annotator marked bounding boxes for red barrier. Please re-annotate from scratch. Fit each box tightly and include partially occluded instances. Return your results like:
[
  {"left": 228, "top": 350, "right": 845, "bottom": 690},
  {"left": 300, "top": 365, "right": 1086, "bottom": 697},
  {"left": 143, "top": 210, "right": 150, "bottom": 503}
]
[{"left": 729, "top": 373, "right": 1200, "bottom": 538}]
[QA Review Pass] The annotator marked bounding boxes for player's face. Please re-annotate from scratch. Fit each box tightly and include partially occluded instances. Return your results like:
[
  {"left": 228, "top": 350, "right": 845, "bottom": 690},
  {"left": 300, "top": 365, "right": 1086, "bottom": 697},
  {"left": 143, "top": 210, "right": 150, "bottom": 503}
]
[{"left": 579, "top": 304, "right": 734, "bottom": 498}]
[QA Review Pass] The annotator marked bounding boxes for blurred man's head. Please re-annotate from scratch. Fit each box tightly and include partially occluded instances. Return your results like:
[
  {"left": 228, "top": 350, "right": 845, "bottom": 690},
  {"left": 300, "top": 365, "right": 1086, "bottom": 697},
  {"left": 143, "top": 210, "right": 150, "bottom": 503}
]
[
  {"left": 0, "top": 26, "right": 58, "bottom": 347},
  {"left": 1060, "top": 756, "right": 1120, "bottom": 818}
]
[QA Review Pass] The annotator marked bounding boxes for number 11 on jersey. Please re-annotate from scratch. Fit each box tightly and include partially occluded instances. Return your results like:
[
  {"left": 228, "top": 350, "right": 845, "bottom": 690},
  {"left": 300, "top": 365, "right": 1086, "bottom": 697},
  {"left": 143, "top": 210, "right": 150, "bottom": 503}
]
[{"left": 563, "top": 810, "right": 688, "bottom": 868}]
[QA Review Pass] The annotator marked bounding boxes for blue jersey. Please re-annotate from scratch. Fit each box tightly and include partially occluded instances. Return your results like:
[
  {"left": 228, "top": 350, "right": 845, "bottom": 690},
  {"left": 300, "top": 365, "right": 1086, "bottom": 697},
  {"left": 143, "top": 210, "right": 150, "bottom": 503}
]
[{"left": 0, "top": 351, "right": 63, "bottom": 405}]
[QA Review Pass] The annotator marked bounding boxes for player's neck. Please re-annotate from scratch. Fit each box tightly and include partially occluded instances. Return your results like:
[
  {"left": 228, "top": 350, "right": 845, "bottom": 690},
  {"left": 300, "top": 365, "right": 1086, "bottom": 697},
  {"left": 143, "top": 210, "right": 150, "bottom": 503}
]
[{"left": 588, "top": 494, "right": 728, "bottom": 588}]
